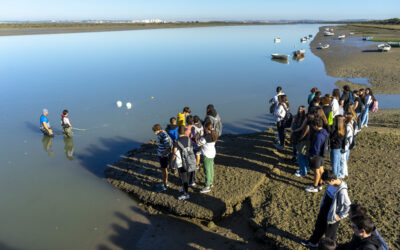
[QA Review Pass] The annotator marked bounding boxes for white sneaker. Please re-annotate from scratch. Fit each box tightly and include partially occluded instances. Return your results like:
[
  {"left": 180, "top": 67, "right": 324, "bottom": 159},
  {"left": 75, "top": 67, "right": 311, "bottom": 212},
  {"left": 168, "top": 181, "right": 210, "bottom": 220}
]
[
  {"left": 189, "top": 182, "right": 196, "bottom": 187},
  {"left": 294, "top": 172, "right": 303, "bottom": 177},
  {"left": 318, "top": 185, "right": 323, "bottom": 191},
  {"left": 178, "top": 193, "right": 190, "bottom": 200},
  {"left": 200, "top": 186, "right": 211, "bottom": 193},
  {"left": 179, "top": 188, "right": 184, "bottom": 193},
  {"left": 305, "top": 185, "right": 319, "bottom": 193}
]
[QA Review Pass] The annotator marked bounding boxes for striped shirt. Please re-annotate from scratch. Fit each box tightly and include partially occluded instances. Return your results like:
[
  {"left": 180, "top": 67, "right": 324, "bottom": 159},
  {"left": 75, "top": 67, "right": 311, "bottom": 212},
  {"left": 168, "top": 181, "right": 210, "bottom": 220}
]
[{"left": 157, "top": 130, "right": 172, "bottom": 157}]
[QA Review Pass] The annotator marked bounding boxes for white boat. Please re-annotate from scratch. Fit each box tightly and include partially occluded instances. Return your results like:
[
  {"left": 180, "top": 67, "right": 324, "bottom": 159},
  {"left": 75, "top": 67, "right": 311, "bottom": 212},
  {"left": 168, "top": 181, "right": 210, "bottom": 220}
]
[
  {"left": 349, "top": 32, "right": 355, "bottom": 35},
  {"left": 271, "top": 54, "right": 290, "bottom": 60},
  {"left": 324, "top": 31, "right": 335, "bottom": 36},
  {"left": 377, "top": 44, "right": 391, "bottom": 52},
  {"left": 274, "top": 38, "right": 281, "bottom": 43},
  {"left": 300, "top": 37, "right": 307, "bottom": 42},
  {"left": 317, "top": 44, "right": 330, "bottom": 49},
  {"left": 293, "top": 49, "right": 306, "bottom": 56},
  {"left": 338, "top": 35, "right": 346, "bottom": 40}
]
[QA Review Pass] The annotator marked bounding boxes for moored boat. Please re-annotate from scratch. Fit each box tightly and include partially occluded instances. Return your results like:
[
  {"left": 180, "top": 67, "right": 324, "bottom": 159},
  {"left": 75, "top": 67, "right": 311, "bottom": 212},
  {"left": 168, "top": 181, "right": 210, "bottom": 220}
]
[
  {"left": 324, "top": 31, "right": 334, "bottom": 36},
  {"left": 293, "top": 49, "right": 306, "bottom": 57},
  {"left": 308, "top": 34, "right": 313, "bottom": 38},
  {"left": 317, "top": 44, "right": 330, "bottom": 49},
  {"left": 363, "top": 37, "right": 373, "bottom": 40},
  {"left": 387, "top": 42, "right": 400, "bottom": 47},
  {"left": 300, "top": 37, "right": 307, "bottom": 42},
  {"left": 338, "top": 35, "right": 346, "bottom": 40},
  {"left": 271, "top": 54, "right": 290, "bottom": 60},
  {"left": 274, "top": 37, "right": 281, "bottom": 43},
  {"left": 377, "top": 43, "right": 391, "bottom": 52}
]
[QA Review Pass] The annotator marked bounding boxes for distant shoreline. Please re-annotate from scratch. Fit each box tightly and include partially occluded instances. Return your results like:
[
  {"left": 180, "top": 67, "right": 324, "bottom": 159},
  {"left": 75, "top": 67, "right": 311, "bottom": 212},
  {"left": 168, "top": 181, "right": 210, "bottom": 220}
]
[{"left": 0, "top": 22, "right": 335, "bottom": 37}]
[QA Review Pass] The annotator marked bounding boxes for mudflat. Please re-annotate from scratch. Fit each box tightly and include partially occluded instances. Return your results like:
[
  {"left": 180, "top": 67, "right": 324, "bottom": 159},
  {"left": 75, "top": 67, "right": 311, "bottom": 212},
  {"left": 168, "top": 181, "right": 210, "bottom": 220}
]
[{"left": 310, "top": 25, "right": 400, "bottom": 94}]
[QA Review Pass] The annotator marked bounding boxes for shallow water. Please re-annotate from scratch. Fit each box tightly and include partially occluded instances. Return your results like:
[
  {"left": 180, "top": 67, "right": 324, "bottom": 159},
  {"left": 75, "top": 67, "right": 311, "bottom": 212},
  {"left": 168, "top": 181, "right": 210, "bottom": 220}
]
[{"left": 0, "top": 24, "right": 398, "bottom": 249}]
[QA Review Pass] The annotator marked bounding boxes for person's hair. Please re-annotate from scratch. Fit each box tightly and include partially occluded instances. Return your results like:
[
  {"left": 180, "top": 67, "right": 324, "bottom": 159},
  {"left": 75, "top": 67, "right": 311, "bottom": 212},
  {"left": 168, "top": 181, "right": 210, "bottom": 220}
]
[
  {"left": 345, "top": 112, "right": 354, "bottom": 125},
  {"left": 366, "top": 88, "right": 376, "bottom": 101},
  {"left": 325, "top": 94, "right": 333, "bottom": 102},
  {"left": 279, "top": 95, "right": 290, "bottom": 109},
  {"left": 346, "top": 104, "right": 357, "bottom": 121},
  {"left": 178, "top": 125, "right": 186, "bottom": 135},
  {"left": 312, "top": 96, "right": 321, "bottom": 106},
  {"left": 170, "top": 117, "right": 177, "bottom": 124},
  {"left": 311, "top": 87, "right": 318, "bottom": 93},
  {"left": 359, "top": 89, "right": 365, "bottom": 98},
  {"left": 335, "top": 115, "right": 345, "bottom": 136},
  {"left": 294, "top": 106, "right": 306, "bottom": 124},
  {"left": 343, "top": 85, "right": 351, "bottom": 92},
  {"left": 186, "top": 115, "right": 194, "bottom": 125},
  {"left": 276, "top": 86, "right": 282, "bottom": 93},
  {"left": 62, "top": 109, "right": 69, "bottom": 115},
  {"left": 332, "top": 89, "right": 341, "bottom": 100},
  {"left": 316, "top": 108, "right": 328, "bottom": 127},
  {"left": 183, "top": 107, "right": 191, "bottom": 113},
  {"left": 353, "top": 90, "right": 359, "bottom": 96},
  {"left": 350, "top": 204, "right": 368, "bottom": 218},
  {"left": 207, "top": 104, "right": 215, "bottom": 111},
  {"left": 313, "top": 117, "right": 324, "bottom": 128},
  {"left": 152, "top": 124, "right": 162, "bottom": 132},
  {"left": 351, "top": 215, "right": 375, "bottom": 234},
  {"left": 204, "top": 122, "right": 218, "bottom": 142},
  {"left": 314, "top": 91, "right": 322, "bottom": 98},
  {"left": 321, "top": 170, "right": 337, "bottom": 182},
  {"left": 318, "top": 238, "right": 336, "bottom": 250},
  {"left": 320, "top": 97, "right": 330, "bottom": 106},
  {"left": 193, "top": 115, "right": 200, "bottom": 124},
  {"left": 307, "top": 113, "right": 315, "bottom": 125}
]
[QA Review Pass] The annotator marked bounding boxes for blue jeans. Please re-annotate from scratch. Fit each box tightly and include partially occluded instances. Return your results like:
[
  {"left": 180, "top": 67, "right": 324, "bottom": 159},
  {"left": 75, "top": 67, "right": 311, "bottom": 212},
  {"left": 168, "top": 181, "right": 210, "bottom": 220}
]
[
  {"left": 297, "top": 153, "right": 309, "bottom": 176},
  {"left": 361, "top": 104, "right": 370, "bottom": 127},
  {"left": 330, "top": 149, "right": 341, "bottom": 177}
]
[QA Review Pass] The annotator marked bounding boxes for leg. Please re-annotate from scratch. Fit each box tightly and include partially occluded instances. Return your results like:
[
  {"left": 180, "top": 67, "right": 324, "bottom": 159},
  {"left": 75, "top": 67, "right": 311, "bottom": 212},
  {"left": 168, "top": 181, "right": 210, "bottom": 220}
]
[
  {"left": 189, "top": 171, "right": 196, "bottom": 185},
  {"left": 204, "top": 156, "right": 213, "bottom": 187},
  {"left": 309, "top": 200, "right": 331, "bottom": 244},
  {"left": 179, "top": 168, "right": 189, "bottom": 193},
  {"left": 325, "top": 221, "right": 340, "bottom": 242},
  {"left": 278, "top": 122, "right": 285, "bottom": 146},
  {"left": 160, "top": 157, "right": 169, "bottom": 186}
]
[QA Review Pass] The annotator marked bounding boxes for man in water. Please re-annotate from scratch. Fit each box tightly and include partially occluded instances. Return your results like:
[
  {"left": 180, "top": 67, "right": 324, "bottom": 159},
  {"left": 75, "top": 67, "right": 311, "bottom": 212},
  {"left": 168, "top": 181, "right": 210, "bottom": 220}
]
[
  {"left": 61, "top": 109, "right": 73, "bottom": 138},
  {"left": 40, "top": 109, "right": 53, "bottom": 137}
]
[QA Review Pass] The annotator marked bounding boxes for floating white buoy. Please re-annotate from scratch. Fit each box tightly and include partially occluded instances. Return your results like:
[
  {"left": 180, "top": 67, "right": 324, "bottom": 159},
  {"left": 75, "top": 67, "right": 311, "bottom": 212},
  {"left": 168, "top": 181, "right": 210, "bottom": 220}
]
[
  {"left": 126, "top": 102, "right": 132, "bottom": 109},
  {"left": 116, "top": 100, "right": 122, "bottom": 108},
  {"left": 151, "top": 96, "right": 154, "bottom": 100}
]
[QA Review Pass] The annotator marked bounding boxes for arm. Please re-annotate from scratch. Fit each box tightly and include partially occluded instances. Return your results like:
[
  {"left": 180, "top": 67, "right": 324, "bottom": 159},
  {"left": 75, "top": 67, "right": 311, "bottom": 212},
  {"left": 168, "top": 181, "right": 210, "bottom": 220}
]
[
  {"left": 42, "top": 122, "right": 53, "bottom": 134},
  {"left": 293, "top": 118, "right": 307, "bottom": 133},
  {"left": 171, "top": 147, "right": 178, "bottom": 162},
  {"left": 336, "top": 189, "right": 351, "bottom": 220},
  {"left": 297, "top": 125, "right": 309, "bottom": 141},
  {"left": 340, "top": 99, "right": 344, "bottom": 106},
  {"left": 354, "top": 100, "right": 359, "bottom": 110}
]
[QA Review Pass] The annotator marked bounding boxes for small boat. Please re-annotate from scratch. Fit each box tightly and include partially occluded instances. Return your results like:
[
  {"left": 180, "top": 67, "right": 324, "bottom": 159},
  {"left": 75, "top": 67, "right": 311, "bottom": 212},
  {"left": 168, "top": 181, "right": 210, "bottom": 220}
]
[
  {"left": 324, "top": 31, "right": 335, "bottom": 36},
  {"left": 293, "top": 49, "right": 306, "bottom": 57},
  {"left": 300, "top": 37, "right": 307, "bottom": 42},
  {"left": 377, "top": 44, "right": 391, "bottom": 52},
  {"left": 338, "top": 35, "right": 346, "bottom": 40},
  {"left": 349, "top": 32, "right": 355, "bottom": 35},
  {"left": 387, "top": 42, "right": 400, "bottom": 47},
  {"left": 363, "top": 37, "right": 373, "bottom": 41},
  {"left": 274, "top": 38, "right": 281, "bottom": 43},
  {"left": 271, "top": 54, "right": 290, "bottom": 60},
  {"left": 309, "top": 34, "right": 313, "bottom": 38},
  {"left": 317, "top": 44, "right": 330, "bottom": 49}
]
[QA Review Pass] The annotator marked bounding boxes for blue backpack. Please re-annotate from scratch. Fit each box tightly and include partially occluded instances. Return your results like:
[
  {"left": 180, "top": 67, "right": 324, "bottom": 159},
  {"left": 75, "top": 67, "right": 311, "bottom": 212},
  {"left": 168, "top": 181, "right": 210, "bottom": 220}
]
[{"left": 167, "top": 127, "right": 178, "bottom": 142}]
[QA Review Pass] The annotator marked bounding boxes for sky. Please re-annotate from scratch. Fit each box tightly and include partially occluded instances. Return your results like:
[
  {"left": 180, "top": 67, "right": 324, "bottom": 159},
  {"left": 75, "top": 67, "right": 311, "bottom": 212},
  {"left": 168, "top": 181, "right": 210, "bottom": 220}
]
[{"left": 0, "top": 0, "right": 399, "bottom": 21}]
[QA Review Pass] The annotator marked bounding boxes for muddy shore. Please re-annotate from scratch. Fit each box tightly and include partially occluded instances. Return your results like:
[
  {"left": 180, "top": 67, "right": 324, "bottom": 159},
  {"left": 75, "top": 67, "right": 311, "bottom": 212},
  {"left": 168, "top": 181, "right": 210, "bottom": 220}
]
[{"left": 310, "top": 25, "right": 400, "bottom": 94}]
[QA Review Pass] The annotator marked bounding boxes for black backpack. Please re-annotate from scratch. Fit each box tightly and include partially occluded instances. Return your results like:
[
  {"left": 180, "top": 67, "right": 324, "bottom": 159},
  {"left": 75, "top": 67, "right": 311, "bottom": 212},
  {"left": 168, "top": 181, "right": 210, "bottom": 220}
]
[
  {"left": 281, "top": 105, "right": 293, "bottom": 128},
  {"left": 320, "top": 134, "right": 330, "bottom": 158}
]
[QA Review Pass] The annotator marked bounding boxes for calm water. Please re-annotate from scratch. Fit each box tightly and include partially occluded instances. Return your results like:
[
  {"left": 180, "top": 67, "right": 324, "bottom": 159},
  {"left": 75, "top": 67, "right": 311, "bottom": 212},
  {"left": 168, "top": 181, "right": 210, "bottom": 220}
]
[{"left": 0, "top": 24, "right": 398, "bottom": 249}]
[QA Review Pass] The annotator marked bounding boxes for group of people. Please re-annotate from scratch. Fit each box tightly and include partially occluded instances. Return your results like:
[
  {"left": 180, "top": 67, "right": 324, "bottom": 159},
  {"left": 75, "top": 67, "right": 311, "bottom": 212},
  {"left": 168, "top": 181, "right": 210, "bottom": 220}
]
[
  {"left": 40, "top": 108, "right": 73, "bottom": 138},
  {"left": 153, "top": 104, "right": 222, "bottom": 200},
  {"left": 270, "top": 86, "right": 386, "bottom": 249}
]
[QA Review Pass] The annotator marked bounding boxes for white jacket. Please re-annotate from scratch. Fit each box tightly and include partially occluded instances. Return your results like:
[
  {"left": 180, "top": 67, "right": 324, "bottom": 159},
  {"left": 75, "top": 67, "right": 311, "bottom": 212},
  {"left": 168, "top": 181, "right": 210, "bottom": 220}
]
[
  {"left": 331, "top": 98, "right": 340, "bottom": 118},
  {"left": 274, "top": 103, "right": 287, "bottom": 122}
]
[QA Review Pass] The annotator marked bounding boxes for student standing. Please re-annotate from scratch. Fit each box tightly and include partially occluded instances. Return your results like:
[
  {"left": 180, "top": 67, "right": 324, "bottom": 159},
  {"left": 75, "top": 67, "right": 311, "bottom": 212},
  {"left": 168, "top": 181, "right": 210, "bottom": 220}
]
[
  {"left": 274, "top": 95, "right": 290, "bottom": 150},
  {"left": 293, "top": 113, "right": 314, "bottom": 177},
  {"left": 301, "top": 170, "right": 351, "bottom": 248},
  {"left": 361, "top": 88, "right": 374, "bottom": 128},
  {"left": 339, "top": 113, "right": 354, "bottom": 179},
  {"left": 331, "top": 89, "right": 341, "bottom": 117},
  {"left": 346, "top": 216, "right": 384, "bottom": 250},
  {"left": 305, "top": 117, "right": 329, "bottom": 193},
  {"left": 204, "top": 104, "right": 223, "bottom": 137},
  {"left": 177, "top": 107, "right": 191, "bottom": 126},
  {"left": 291, "top": 106, "right": 306, "bottom": 162},
  {"left": 152, "top": 124, "right": 172, "bottom": 192},
  {"left": 198, "top": 122, "right": 218, "bottom": 193},
  {"left": 308, "top": 87, "right": 319, "bottom": 105},
  {"left": 330, "top": 115, "right": 345, "bottom": 178},
  {"left": 269, "top": 86, "right": 285, "bottom": 114}
]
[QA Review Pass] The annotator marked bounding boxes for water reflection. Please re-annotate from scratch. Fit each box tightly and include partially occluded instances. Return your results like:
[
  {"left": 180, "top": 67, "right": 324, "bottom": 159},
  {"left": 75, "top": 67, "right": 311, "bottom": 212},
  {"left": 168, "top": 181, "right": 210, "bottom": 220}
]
[
  {"left": 41, "top": 135, "right": 54, "bottom": 157},
  {"left": 63, "top": 137, "right": 74, "bottom": 160},
  {"left": 271, "top": 58, "right": 289, "bottom": 64}
]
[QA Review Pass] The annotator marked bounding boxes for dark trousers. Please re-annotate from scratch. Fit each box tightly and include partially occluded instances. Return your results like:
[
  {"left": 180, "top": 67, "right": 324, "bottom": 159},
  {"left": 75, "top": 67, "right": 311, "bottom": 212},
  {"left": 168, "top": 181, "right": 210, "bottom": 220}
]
[
  {"left": 189, "top": 171, "right": 196, "bottom": 184},
  {"left": 309, "top": 196, "right": 340, "bottom": 244},
  {"left": 179, "top": 167, "right": 189, "bottom": 193},
  {"left": 277, "top": 121, "right": 286, "bottom": 146}
]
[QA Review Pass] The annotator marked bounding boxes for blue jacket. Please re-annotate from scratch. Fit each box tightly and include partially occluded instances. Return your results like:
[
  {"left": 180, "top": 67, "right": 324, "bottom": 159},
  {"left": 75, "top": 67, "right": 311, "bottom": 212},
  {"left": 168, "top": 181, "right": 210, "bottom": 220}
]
[{"left": 309, "top": 128, "right": 328, "bottom": 158}]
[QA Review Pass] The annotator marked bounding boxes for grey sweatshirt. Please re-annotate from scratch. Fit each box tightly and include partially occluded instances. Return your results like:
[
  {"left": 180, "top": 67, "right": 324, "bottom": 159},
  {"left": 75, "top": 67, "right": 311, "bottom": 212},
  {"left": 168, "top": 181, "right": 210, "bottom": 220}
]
[{"left": 320, "top": 181, "right": 351, "bottom": 224}]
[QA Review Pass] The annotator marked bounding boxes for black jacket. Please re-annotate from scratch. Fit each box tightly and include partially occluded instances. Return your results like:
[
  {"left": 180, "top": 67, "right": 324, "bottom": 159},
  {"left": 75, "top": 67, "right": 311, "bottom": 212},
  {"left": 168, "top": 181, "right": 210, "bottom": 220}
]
[{"left": 349, "top": 233, "right": 382, "bottom": 250}]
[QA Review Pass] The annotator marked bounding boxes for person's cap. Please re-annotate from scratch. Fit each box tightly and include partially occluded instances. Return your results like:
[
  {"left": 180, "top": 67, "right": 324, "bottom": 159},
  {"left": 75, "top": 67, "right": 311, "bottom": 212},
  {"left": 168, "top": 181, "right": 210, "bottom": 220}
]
[{"left": 42, "top": 108, "right": 48, "bottom": 114}]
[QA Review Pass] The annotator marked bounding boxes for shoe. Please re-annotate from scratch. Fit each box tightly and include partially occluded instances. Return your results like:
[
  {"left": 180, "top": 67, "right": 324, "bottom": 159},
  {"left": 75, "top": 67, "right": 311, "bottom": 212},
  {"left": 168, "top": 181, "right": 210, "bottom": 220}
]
[
  {"left": 301, "top": 240, "right": 318, "bottom": 248},
  {"left": 305, "top": 185, "right": 319, "bottom": 193},
  {"left": 275, "top": 144, "right": 284, "bottom": 150},
  {"left": 159, "top": 182, "right": 169, "bottom": 188},
  {"left": 157, "top": 185, "right": 167, "bottom": 193},
  {"left": 318, "top": 185, "right": 323, "bottom": 191},
  {"left": 294, "top": 172, "right": 303, "bottom": 177},
  {"left": 189, "top": 182, "right": 196, "bottom": 187},
  {"left": 178, "top": 193, "right": 190, "bottom": 200},
  {"left": 179, "top": 188, "right": 184, "bottom": 193},
  {"left": 200, "top": 186, "right": 211, "bottom": 193},
  {"left": 210, "top": 183, "right": 214, "bottom": 188}
]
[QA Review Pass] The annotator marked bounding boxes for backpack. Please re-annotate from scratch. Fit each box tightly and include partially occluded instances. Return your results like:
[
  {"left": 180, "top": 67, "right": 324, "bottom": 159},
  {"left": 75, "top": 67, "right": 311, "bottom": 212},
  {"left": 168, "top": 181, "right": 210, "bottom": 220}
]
[
  {"left": 167, "top": 127, "right": 179, "bottom": 142},
  {"left": 176, "top": 137, "right": 197, "bottom": 172},
  {"left": 370, "top": 99, "right": 379, "bottom": 112},
  {"left": 281, "top": 105, "right": 293, "bottom": 128},
  {"left": 207, "top": 114, "right": 223, "bottom": 137},
  {"left": 320, "top": 133, "right": 330, "bottom": 158}
]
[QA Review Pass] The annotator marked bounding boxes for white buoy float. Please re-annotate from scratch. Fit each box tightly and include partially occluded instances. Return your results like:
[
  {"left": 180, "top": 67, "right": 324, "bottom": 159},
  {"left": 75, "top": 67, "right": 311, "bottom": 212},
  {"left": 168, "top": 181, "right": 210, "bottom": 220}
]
[
  {"left": 126, "top": 102, "right": 132, "bottom": 109},
  {"left": 116, "top": 100, "right": 122, "bottom": 108}
]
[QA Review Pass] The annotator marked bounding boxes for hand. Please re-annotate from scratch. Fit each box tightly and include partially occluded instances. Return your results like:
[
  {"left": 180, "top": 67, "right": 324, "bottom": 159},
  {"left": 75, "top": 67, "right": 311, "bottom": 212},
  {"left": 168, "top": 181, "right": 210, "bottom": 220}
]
[
  {"left": 335, "top": 214, "right": 340, "bottom": 221},
  {"left": 48, "top": 129, "right": 53, "bottom": 134}
]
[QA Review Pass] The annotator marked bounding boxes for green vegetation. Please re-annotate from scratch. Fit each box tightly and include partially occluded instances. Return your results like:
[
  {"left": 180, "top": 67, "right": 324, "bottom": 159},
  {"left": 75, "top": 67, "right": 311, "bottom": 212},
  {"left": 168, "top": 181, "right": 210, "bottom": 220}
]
[
  {"left": 363, "top": 18, "right": 400, "bottom": 25},
  {"left": 370, "top": 37, "right": 400, "bottom": 42}
]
